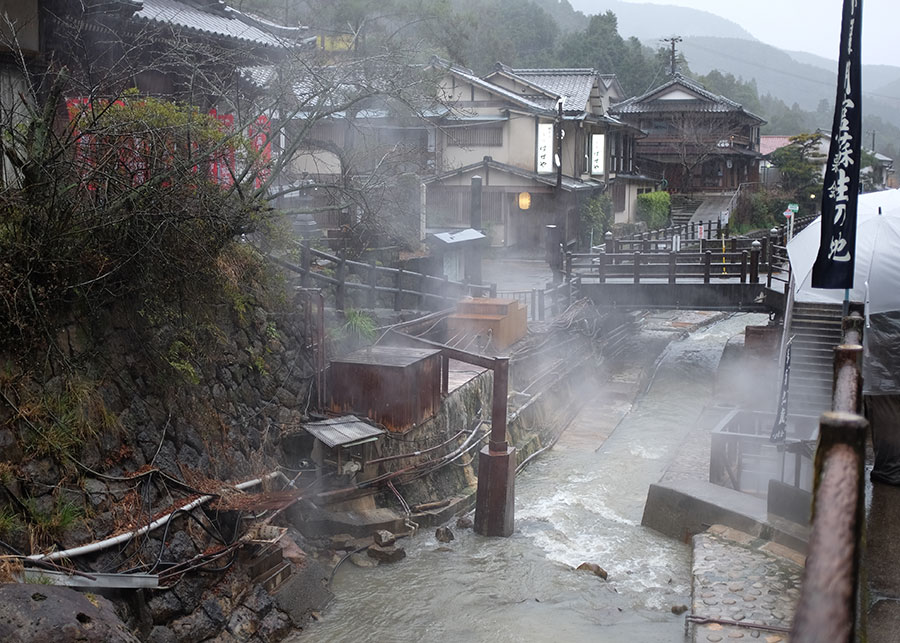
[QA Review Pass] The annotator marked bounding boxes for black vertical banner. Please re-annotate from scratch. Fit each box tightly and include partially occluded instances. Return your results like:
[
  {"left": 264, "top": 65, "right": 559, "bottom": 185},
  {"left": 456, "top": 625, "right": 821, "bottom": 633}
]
[
  {"left": 770, "top": 338, "right": 792, "bottom": 443},
  {"left": 812, "top": 0, "right": 863, "bottom": 289}
]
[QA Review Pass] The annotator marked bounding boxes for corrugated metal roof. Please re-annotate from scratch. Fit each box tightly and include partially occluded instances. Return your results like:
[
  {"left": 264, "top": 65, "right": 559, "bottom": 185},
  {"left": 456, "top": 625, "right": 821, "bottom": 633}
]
[
  {"left": 134, "top": 0, "right": 285, "bottom": 47},
  {"left": 304, "top": 415, "right": 383, "bottom": 448}
]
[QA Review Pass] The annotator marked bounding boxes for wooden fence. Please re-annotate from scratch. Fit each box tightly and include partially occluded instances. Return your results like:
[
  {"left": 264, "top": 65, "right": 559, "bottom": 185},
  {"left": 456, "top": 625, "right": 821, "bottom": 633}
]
[{"left": 271, "top": 242, "right": 494, "bottom": 312}]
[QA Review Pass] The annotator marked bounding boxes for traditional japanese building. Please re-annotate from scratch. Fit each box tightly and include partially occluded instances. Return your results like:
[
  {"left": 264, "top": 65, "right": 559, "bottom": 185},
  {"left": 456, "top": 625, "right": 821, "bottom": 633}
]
[{"left": 610, "top": 73, "right": 765, "bottom": 195}]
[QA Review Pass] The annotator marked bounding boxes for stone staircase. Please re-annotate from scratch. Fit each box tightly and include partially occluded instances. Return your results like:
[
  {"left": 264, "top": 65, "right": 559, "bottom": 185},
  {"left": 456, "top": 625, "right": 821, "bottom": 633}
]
[
  {"left": 787, "top": 302, "right": 844, "bottom": 418},
  {"left": 670, "top": 194, "right": 703, "bottom": 227}
]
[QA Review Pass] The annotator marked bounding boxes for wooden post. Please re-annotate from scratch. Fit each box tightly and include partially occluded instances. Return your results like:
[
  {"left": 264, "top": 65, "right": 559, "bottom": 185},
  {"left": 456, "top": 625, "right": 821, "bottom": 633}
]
[
  {"left": 741, "top": 250, "right": 748, "bottom": 283},
  {"left": 367, "top": 260, "right": 377, "bottom": 309},
  {"left": 530, "top": 289, "right": 537, "bottom": 321},
  {"left": 538, "top": 289, "right": 545, "bottom": 321},
  {"left": 441, "top": 353, "right": 449, "bottom": 396},
  {"left": 750, "top": 240, "right": 761, "bottom": 283},
  {"left": 633, "top": 251, "right": 641, "bottom": 284},
  {"left": 490, "top": 283, "right": 497, "bottom": 298},
  {"left": 704, "top": 250, "right": 711, "bottom": 284},
  {"left": 605, "top": 231, "right": 614, "bottom": 255},
  {"left": 565, "top": 251, "right": 573, "bottom": 281},
  {"left": 668, "top": 251, "right": 677, "bottom": 284},
  {"left": 598, "top": 252, "right": 607, "bottom": 283},
  {"left": 301, "top": 240, "right": 311, "bottom": 288},
  {"left": 336, "top": 256, "right": 346, "bottom": 311},
  {"left": 394, "top": 268, "right": 403, "bottom": 311}
]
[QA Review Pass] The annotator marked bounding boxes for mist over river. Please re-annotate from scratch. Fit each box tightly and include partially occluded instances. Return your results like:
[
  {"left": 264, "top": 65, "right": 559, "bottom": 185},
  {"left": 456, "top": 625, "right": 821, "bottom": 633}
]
[{"left": 295, "top": 313, "right": 766, "bottom": 642}]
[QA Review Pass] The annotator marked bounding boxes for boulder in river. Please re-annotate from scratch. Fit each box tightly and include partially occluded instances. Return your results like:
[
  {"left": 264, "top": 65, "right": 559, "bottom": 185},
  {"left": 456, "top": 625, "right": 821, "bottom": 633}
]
[
  {"left": 435, "top": 526, "right": 455, "bottom": 543},
  {"left": 576, "top": 562, "right": 608, "bottom": 580},
  {"left": 368, "top": 544, "right": 407, "bottom": 563},
  {"left": 373, "top": 530, "right": 396, "bottom": 547}
]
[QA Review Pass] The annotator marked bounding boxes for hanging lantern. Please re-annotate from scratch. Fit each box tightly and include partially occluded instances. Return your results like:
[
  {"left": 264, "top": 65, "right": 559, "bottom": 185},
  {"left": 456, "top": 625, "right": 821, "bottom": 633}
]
[{"left": 517, "top": 192, "right": 531, "bottom": 210}]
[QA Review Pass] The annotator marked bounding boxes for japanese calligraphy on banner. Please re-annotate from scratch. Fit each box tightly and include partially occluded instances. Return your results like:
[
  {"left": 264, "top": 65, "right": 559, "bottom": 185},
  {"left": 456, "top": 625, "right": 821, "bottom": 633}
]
[
  {"left": 591, "top": 133, "right": 605, "bottom": 175},
  {"left": 812, "top": 0, "right": 862, "bottom": 289},
  {"left": 536, "top": 122, "right": 554, "bottom": 174}
]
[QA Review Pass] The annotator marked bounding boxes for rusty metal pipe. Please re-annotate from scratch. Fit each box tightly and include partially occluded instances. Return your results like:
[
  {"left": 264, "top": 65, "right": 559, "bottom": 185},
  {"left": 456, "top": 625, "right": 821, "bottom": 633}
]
[
  {"left": 833, "top": 344, "right": 863, "bottom": 414},
  {"left": 792, "top": 412, "right": 867, "bottom": 643},
  {"left": 791, "top": 444, "right": 860, "bottom": 643}
]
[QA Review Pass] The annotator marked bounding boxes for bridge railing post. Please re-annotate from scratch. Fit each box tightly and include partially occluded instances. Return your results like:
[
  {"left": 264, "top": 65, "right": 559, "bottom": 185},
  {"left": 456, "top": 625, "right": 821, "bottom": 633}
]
[
  {"left": 704, "top": 250, "right": 712, "bottom": 284},
  {"left": 750, "top": 240, "right": 761, "bottom": 283},
  {"left": 668, "top": 251, "right": 677, "bottom": 284},
  {"left": 633, "top": 251, "right": 641, "bottom": 284},
  {"left": 741, "top": 250, "right": 748, "bottom": 283},
  {"left": 598, "top": 252, "right": 607, "bottom": 283}
]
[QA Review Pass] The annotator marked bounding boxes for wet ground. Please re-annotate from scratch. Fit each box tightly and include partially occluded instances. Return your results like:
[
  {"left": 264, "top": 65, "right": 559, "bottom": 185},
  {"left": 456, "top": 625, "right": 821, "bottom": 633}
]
[{"left": 293, "top": 312, "right": 769, "bottom": 643}]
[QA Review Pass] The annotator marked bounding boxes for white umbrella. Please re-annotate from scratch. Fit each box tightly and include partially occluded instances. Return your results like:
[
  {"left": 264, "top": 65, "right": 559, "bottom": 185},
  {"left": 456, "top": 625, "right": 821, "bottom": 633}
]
[{"left": 788, "top": 189, "right": 900, "bottom": 314}]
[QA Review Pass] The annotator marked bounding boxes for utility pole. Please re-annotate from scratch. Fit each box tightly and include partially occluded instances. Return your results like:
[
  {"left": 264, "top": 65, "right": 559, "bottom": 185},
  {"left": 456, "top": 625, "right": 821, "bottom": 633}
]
[
  {"left": 661, "top": 36, "right": 682, "bottom": 76},
  {"left": 867, "top": 129, "right": 876, "bottom": 151}
]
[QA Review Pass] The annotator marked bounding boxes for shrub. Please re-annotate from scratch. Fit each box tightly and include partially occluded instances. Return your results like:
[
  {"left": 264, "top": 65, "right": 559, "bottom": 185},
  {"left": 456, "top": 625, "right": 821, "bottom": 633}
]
[
  {"left": 0, "top": 85, "right": 268, "bottom": 355},
  {"left": 579, "top": 194, "right": 613, "bottom": 249},
  {"left": 635, "top": 191, "right": 671, "bottom": 230}
]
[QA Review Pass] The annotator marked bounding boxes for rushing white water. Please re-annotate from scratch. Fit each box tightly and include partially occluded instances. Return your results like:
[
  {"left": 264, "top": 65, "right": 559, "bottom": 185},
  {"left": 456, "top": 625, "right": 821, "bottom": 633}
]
[{"left": 295, "top": 313, "right": 766, "bottom": 643}]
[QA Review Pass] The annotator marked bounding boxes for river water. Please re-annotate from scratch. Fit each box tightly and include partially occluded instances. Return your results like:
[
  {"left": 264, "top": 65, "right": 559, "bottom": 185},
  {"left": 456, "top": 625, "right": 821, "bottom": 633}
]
[{"left": 295, "top": 313, "right": 766, "bottom": 643}]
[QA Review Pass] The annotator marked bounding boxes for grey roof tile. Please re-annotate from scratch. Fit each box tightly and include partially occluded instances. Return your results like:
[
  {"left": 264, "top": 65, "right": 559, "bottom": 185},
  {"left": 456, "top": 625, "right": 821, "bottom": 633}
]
[{"left": 134, "top": 0, "right": 284, "bottom": 47}]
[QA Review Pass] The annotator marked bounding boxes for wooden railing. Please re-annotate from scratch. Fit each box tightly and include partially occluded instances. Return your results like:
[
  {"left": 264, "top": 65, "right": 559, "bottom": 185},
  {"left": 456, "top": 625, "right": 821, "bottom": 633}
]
[
  {"left": 566, "top": 244, "right": 766, "bottom": 285},
  {"left": 271, "top": 242, "right": 495, "bottom": 311},
  {"left": 791, "top": 312, "right": 866, "bottom": 643}
]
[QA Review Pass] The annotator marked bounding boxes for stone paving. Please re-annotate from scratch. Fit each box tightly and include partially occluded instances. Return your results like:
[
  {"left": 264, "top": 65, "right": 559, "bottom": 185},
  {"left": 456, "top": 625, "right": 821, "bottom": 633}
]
[{"left": 690, "top": 525, "right": 805, "bottom": 643}]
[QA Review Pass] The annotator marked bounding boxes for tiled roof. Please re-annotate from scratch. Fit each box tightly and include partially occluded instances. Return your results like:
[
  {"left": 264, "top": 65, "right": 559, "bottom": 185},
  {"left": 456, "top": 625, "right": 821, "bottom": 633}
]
[
  {"left": 611, "top": 73, "right": 765, "bottom": 123},
  {"left": 134, "top": 0, "right": 286, "bottom": 47},
  {"left": 759, "top": 135, "right": 793, "bottom": 156},
  {"left": 509, "top": 68, "right": 596, "bottom": 114},
  {"left": 430, "top": 58, "right": 547, "bottom": 114}
]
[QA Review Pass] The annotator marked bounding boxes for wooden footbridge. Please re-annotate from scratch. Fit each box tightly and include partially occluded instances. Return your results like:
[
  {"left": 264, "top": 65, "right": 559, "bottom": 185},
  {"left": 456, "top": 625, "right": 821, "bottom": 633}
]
[{"left": 564, "top": 216, "right": 816, "bottom": 314}]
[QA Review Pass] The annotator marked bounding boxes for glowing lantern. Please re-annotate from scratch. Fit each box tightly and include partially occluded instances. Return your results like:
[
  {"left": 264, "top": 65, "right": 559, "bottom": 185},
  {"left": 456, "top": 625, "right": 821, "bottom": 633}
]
[{"left": 517, "top": 192, "right": 531, "bottom": 210}]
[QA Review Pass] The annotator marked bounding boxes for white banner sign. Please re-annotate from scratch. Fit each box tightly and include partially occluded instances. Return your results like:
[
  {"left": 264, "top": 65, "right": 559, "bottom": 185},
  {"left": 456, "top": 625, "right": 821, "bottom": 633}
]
[
  {"left": 591, "top": 133, "right": 605, "bottom": 175},
  {"left": 537, "top": 122, "right": 554, "bottom": 174}
]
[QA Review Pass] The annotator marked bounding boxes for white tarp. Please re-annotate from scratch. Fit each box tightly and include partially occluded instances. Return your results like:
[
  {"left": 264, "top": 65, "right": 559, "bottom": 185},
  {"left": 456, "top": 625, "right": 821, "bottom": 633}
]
[
  {"left": 788, "top": 189, "right": 900, "bottom": 313},
  {"left": 788, "top": 189, "right": 900, "bottom": 394}
]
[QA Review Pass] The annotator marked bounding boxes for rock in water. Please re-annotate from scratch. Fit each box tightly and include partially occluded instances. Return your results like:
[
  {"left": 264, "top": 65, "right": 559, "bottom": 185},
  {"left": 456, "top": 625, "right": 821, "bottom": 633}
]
[
  {"left": 435, "top": 526, "right": 455, "bottom": 543},
  {"left": 576, "top": 562, "right": 608, "bottom": 580},
  {"left": 373, "top": 530, "right": 396, "bottom": 547},
  {"left": 350, "top": 552, "right": 379, "bottom": 568},
  {"left": 0, "top": 584, "right": 140, "bottom": 642},
  {"left": 367, "top": 544, "right": 407, "bottom": 563},
  {"left": 671, "top": 604, "right": 689, "bottom": 615},
  {"left": 456, "top": 516, "right": 474, "bottom": 529}
]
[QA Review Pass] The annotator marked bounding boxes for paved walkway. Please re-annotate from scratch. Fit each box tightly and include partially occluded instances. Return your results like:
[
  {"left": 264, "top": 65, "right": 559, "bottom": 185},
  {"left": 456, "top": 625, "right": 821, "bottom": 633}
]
[{"left": 690, "top": 525, "right": 804, "bottom": 642}]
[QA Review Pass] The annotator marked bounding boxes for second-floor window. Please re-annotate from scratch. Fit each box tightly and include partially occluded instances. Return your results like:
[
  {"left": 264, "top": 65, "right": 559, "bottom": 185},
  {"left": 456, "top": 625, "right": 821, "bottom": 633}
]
[{"left": 447, "top": 127, "right": 503, "bottom": 147}]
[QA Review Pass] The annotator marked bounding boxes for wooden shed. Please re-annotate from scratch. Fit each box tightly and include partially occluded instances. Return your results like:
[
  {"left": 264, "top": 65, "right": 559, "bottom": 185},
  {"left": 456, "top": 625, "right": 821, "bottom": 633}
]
[{"left": 328, "top": 346, "right": 443, "bottom": 433}]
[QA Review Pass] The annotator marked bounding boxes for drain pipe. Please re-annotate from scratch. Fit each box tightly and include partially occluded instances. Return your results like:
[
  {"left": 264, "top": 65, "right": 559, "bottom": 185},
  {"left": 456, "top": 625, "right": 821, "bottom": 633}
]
[{"left": 27, "top": 471, "right": 287, "bottom": 563}]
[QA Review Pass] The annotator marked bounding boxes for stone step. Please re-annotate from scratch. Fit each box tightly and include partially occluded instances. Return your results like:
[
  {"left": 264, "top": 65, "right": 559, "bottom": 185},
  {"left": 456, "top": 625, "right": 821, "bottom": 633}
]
[{"left": 689, "top": 525, "right": 804, "bottom": 643}]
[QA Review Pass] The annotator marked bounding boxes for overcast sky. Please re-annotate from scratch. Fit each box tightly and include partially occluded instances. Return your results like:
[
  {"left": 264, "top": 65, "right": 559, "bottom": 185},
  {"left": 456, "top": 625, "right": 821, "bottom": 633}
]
[{"left": 621, "top": 0, "right": 896, "bottom": 67}]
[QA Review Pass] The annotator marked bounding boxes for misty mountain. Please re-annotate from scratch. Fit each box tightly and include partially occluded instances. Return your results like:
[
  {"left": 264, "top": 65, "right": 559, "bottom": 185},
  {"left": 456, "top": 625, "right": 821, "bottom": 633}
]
[{"left": 566, "top": 0, "right": 755, "bottom": 41}]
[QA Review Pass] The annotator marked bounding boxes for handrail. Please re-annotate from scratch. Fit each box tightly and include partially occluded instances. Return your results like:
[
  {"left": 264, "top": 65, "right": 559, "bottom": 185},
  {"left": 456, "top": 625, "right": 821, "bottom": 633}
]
[
  {"left": 791, "top": 312, "right": 866, "bottom": 643},
  {"left": 269, "top": 242, "right": 495, "bottom": 312}
]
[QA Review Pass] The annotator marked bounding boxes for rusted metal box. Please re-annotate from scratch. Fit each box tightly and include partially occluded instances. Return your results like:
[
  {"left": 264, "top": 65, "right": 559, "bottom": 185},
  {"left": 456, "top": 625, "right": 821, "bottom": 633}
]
[
  {"left": 447, "top": 298, "right": 527, "bottom": 349},
  {"left": 328, "top": 346, "right": 442, "bottom": 433}
]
